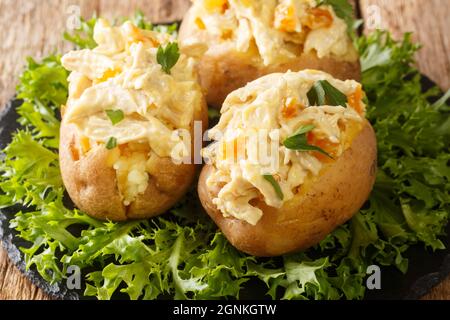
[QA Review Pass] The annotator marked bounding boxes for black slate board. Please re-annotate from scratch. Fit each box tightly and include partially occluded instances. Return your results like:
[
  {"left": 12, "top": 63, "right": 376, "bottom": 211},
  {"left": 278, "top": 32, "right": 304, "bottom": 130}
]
[{"left": 1, "top": 75, "right": 449, "bottom": 300}]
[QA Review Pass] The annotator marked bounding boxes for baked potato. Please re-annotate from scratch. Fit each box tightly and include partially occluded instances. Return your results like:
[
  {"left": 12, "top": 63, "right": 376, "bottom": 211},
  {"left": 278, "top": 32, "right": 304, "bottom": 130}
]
[
  {"left": 179, "top": 0, "right": 361, "bottom": 108},
  {"left": 198, "top": 70, "right": 377, "bottom": 256},
  {"left": 60, "top": 19, "right": 208, "bottom": 221}
]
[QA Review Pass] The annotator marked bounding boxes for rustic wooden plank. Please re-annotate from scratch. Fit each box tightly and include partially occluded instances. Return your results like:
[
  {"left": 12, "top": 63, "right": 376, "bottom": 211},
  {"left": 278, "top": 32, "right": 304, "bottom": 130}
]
[
  {"left": 0, "top": 0, "right": 100, "bottom": 113},
  {"left": 423, "top": 279, "right": 450, "bottom": 300},
  {"left": 0, "top": 0, "right": 449, "bottom": 300},
  {"left": 0, "top": 248, "right": 51, "bottom": 299},
  {"left": 360, "top": 0, "right": 450, "bottom": 90}
]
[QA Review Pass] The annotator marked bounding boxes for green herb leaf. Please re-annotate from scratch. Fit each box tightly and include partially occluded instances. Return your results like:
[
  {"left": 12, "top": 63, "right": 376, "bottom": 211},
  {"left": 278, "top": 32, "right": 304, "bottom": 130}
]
[
  {"left": 307, "top": 82, "right": 326, "bottom": 106},
  {"left": 157, "top": 42, "right": 180, "bottom": 74},
  {"left": 317, "top": 0, "right": 354, "bottom": 33},
  {"left": 106, "top": 137, "right": 117, "bottom": 149},
  {"left": 307, "top": 80, "right": 347, "bottom": 107},
  {"left": 106, "top": 109, "right": 124, "bottom": 125},
  {"left": 262, "top": 174, "right": 284, "bottom": 200},
  {"left": 283, "top": 125, "right": 334, "bottom": 159}
]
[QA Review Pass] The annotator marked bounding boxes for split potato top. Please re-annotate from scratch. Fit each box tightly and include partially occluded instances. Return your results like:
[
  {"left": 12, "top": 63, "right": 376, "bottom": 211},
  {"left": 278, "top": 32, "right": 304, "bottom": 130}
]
[
  {"left": 202, "top": 70, "right": 367, "bottom": 225},
  {"left": 181, "top": 0, "right": 358, "bottom": 66},
  {"left": 61, "top": 19, "right": 204, "bottom": 207}
]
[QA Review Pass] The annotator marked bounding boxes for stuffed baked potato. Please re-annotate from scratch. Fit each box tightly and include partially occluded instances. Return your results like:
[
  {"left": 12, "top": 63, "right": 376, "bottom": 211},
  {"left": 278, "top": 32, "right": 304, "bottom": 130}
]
[
  {"left": 180, "top": 0, "right": 361, "bottom": 108},
  {"left": 60, "top": 19, "right": 208, "bottom": 221},
  {"left": 199, "top": 70, "right": 377, "bottom": 256}
]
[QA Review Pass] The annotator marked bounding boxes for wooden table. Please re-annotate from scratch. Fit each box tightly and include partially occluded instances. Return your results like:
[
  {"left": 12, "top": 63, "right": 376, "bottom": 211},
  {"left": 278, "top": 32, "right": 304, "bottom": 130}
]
[{"left": 0, "top": 0, "right": 449, "bottom": 300}]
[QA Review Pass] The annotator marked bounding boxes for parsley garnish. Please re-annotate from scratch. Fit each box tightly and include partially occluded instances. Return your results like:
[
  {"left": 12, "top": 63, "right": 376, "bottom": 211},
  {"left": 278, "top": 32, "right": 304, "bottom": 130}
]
[
  {"left": 106, "top": 109, "right": 124, "bottom": 125},
  {"left": 307, "top": 80, "right": 347, "bottom": 107},
  {"left": 262, "top": 174, "right": 284, "bottom": 200},
  {"left": 283, "top": 124, "right": 334, "bottom": 159},
  {"left": 106, "top": 137, "right": 117, "bottom": 149},
  {"left": 157, "top": 42, "right": 180, "bottom": 74}
]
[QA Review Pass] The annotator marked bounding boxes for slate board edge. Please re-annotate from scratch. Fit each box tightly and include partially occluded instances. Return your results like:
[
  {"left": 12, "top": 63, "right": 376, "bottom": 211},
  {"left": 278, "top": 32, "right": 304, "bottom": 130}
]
[
  {"left": 0, "top": 211, "right": 79, "bottom": 300},
  {"left": 405, "top": 254, "right": 450, "bottom": 300}
]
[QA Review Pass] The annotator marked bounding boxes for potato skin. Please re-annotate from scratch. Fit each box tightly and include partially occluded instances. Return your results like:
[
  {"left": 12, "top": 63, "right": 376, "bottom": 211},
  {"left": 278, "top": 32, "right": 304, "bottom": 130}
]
[
  {"left": 59, "top": 99, "right": 209, "bottom": 221},
  {"left": 198, "top": 121, "right": 377, "bottom": 257},
  {"left": 179, "top": 8, "right": 361, "bottom": 109}
]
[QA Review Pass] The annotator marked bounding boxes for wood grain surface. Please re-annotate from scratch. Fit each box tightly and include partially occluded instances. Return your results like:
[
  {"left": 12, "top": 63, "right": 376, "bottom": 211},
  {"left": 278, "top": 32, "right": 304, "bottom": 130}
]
[{"left": 0, "top": 0, "right": 449, "bottom": 300}]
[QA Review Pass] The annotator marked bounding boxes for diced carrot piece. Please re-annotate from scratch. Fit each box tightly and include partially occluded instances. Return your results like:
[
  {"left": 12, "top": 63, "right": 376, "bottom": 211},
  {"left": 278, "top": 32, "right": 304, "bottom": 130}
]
[
  {"left": 307, "top": 132, "right": 338, "bottom": 162},
  {"left": 281, "top": 97, "right": 304, "bottom": 119},
  {"left": 221, "top": 29, "right": 233, "bottom": 40},
  {"left": 347, "top": 85, "right": 364, "bottom": 114},
  {"left": 233, "top": 139, "right": 239, "bottom": 159},
  {"left": 95, "top": 68, "right": 121, "bottom": 84},
  {"left": 222, "top": 1, "right": 229, "bottom": 12},
  {"left": 127, "top": 23, "right": 159, "bottom": 47},
  {"left": 69, "top": 139, "right": 80, "bottom": 161},
  {"left": 129, "top": 24, "right": 146, "bottom": 43},
  {"left": 119, "top": 144, "right": 130, "bottom": 157},
  {"left": 204, "top": 0, "right": 228, "bottom": 13},
  {"left": 221, "top": 137, "right": 246, "bottom": 162},
  {"left": 80, "top": 136, "right": 91, "bottom": 154},
  {"left": 303, "top": 8, "right": 333, "bottom": 29},
  {"left": 275, "top": 4, "right": 298, "bottom": 32}
]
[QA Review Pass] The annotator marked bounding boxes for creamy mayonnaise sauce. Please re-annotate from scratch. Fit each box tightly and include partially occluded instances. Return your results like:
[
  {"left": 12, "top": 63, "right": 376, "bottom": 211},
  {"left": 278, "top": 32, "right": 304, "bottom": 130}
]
[
  {"left": 203, "top": 70, "right": 366, "bottom": 225},
  {"left": 183, "top": 0, "right": 357, "bottom": 65},
  {"left": 62, "top": 19, "right": 203, "bottom": 205}
]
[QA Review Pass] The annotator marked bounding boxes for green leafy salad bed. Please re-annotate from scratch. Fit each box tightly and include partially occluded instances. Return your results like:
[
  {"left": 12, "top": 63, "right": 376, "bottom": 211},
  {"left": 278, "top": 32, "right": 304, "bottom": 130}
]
[{"left": 0, "top": 12, "right": 449, "bottom": 300}]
